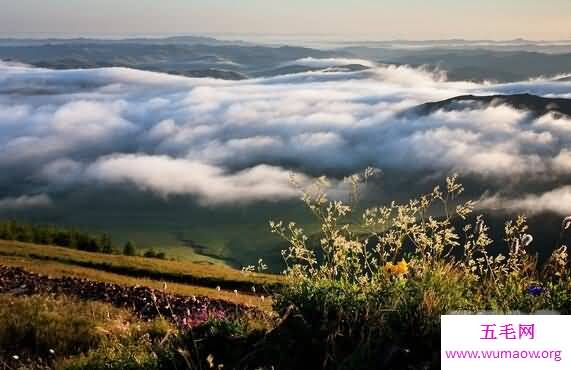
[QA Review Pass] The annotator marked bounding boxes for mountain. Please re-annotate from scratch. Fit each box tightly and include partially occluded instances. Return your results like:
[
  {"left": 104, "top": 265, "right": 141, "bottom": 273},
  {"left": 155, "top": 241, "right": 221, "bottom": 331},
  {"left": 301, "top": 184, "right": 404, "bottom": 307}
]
[
  {"left": 410, "top": 93, "right": 571, "bottom": 117},
  {"left": 2, "top": 37, "right": 571, "bottom": 82},
  {"left": 0, "top": 41, "right": 346, "bottom": 79},
  {"left": 342, "top": 47, "right": 571, "bottom": 82}
]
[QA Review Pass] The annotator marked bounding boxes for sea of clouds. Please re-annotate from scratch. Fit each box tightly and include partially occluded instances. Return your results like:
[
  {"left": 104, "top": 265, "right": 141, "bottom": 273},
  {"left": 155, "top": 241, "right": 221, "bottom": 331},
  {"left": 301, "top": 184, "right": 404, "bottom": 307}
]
[{"left": 1, "top": 59, "right": 570, "bottom": 214}]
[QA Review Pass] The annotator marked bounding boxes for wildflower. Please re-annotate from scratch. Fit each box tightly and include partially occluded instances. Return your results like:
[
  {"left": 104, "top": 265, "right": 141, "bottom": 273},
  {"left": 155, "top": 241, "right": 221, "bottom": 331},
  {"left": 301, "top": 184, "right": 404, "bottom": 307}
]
[
  {"left": 383, "top": 260, "right": 408, "bottom": 275},
  {"left": 251, "top": 286, "right": 256, "bottom": 293},
  {"left": 233, "top": 289, "right": 238, "bottom": 296},
  {"left": 475, "top": 219, "right": 485, "bottom": 235},
  {"left": 395, "top": 259, "right": 409, "bottom": 274},
  {"left": 49, "top": 349, "right": 55, "bottom": 355},
  {"left": 563, "top": 216, "right": 571, "bottom": 231},
  {"left": 216, "top": 286, "right": 221, "bottom": 291},
  {"left": 206, "top": 354, "right": 215, "bottom": 368},
  {"left": 12, "top": 355, "right": 19, "bottom": 360},
  {"left": 384, "top": 262, "right": 395, "bottom": 274},
  {"left": 526, "top": 284, "right": 545, "bottom": 296},
  {"left": 513, "top": 239, "right": 521, "bottom": 254}
]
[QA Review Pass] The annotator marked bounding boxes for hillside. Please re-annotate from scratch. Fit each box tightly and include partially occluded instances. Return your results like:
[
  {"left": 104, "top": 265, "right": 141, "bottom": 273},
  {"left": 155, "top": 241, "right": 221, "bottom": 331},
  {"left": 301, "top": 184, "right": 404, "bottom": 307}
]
[
  {"left": 410, "top": 93, "right": 571, "bottom": 117},
  {"left": 0, "top": 239, "right": 280, "bottom": 308}
]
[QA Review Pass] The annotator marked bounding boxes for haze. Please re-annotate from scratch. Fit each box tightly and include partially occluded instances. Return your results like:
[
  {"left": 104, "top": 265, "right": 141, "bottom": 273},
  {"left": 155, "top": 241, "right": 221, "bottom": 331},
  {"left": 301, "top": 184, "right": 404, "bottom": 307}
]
[{"left": 1, "top": 0, "right": 570, "bottom": 41}]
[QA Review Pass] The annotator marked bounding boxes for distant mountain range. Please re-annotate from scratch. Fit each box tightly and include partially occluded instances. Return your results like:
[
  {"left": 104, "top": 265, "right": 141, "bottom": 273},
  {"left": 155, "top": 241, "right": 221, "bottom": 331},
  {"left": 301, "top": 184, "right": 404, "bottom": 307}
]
[
  {"left": 1, "top": 36, "right": 570, "bottom": 82},
  {"left": 411, "top": 93, "right": 571, "bottom": 117},
  {"left": 0, "top": 42, "right": 344, "bottom": 79}
]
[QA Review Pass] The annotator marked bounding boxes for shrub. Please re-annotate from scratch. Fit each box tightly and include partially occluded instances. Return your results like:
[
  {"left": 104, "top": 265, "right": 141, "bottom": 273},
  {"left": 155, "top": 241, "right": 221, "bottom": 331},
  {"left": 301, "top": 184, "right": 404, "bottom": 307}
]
[
  {"left": 123, "top": 241, "right": 136, "bottom": 256},
  {"left": 144, "top": 249, "right": 167, "bottom": 260},
  {"left": 144, "top": 249, "right": 157, "bottom": 258},
  {"left": 268, "top": 172, "right": 571, "bottom": 368}
]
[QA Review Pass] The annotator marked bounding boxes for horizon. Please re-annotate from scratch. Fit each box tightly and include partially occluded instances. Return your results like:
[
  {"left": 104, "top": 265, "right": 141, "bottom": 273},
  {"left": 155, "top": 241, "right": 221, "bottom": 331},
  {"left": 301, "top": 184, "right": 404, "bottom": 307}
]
[
  {"left": 0, "top": 32, "right": 570, "bottom": 41},
  {"left": 1, "top": 32, "right": 570, "bottom": 50},
  {"left": 1, "top": 0, "right": 570, "bottom": 40}
]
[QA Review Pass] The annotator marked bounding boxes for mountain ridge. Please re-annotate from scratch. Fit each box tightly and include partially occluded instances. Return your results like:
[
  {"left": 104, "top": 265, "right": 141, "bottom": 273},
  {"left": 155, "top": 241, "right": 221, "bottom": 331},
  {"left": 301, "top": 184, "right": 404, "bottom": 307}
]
[{"left": 411, "top": 93, "right": 571, "bottom": 117}]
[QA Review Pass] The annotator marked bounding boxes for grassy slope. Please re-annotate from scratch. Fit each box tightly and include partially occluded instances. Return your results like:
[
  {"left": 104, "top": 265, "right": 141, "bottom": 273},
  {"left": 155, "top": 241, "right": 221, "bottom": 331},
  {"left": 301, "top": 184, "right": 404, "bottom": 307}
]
[
  {"left": 9, "top": 196, "right": 314, "bottom": 269},
  {"left": 0, "top": 240, "right": 280, "bottom": 309}
]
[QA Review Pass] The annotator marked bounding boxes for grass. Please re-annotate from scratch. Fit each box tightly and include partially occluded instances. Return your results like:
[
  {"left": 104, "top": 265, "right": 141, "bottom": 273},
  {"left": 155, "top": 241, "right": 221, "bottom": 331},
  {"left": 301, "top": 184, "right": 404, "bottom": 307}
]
[
  {"left": 19, "top": 199, "right": 308, "bottom": 268},
  {"left": 0, "top": 293, "right": 275, "bottom": 370},
  {"left": 0, "top": 255, "right": 273, "bottom": 310},
  {"left": 266, "top": 174, "right": 571, "bottom": 368},
  {"left": 0, "top": 239, "right": 282, "bottom": 292},
  {"left": 6, "top": 174, "right": 571, "bottom": 369},
  {"left": 0, "top": 294, "right": 173, "bottom": 368}
]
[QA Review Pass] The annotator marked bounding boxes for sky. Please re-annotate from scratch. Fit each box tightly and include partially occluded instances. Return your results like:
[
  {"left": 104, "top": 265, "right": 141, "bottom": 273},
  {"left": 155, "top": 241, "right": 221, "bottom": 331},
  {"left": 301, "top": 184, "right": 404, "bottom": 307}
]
[{"left": 0, "top": 0, "right": 570, "bottom": 40}]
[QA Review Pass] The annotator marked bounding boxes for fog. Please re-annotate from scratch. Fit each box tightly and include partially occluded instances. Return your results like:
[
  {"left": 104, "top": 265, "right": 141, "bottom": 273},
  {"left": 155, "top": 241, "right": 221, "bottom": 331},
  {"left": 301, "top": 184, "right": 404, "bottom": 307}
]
[{"left": 1, "top": 60, "right": 570, "bottom": 214}]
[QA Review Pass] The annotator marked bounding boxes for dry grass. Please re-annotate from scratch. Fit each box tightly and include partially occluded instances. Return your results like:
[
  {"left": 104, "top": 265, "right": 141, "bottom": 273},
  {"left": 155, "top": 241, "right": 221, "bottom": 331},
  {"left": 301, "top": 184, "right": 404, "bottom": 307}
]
[
  {"left": 0, "top": 294, "right": 141, "bottom": 356},
  {"left": 0, "top": 294, "right": 178, "bottom": 369},
  {"left": 0, "top": 239, "right": 281, "bottom": 286},
  {"left": 0, "top": 255, "right": 273, "bottom": 310}
]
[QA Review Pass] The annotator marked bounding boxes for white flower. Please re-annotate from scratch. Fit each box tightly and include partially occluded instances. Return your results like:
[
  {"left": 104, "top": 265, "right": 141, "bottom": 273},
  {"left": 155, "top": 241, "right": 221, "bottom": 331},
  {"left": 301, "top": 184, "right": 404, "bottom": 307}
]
[
  {"left": 12, "top": 355, "right": 19, "bottom": 360},
  {"left": 216, "top": 286, "right": 221, "bottom": 291},
  {"left": 563, "top": 216, "right": 571, "bottom": 230},
  {"left": 233, "top": 289, "right": 238, "bottom": 296},
  {"left": 49, "top": 349, "right": 55, "bottom": 355},
  {"left": 513, "top": 239, "right": 521, "bottom": 254}
]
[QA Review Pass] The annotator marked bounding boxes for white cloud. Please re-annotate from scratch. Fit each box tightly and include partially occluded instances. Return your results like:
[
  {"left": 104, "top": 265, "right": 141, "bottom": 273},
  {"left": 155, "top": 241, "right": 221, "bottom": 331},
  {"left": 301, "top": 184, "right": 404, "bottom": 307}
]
[
  {"left": 0, "top": 194, "right": 52, "bottom": 209},
  {"left": 282, "top": 57, "right": 376, "bottom": 68},
  {"left": 480, "top": 187, "right": 571, "bottom": 216},
  {"left": 85, "top": 154, "right": 308, "bottom": 205},
  {"left": 0, "top": 59, "right": 570, "bottom": 206}
]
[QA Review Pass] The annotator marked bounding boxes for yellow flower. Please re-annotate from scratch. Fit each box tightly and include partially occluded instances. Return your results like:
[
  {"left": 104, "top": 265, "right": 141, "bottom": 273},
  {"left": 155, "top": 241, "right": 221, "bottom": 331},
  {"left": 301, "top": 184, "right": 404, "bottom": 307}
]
[
  {"left": 385, "top": 259, "right": 408, "bottom": 275},
  {"left": 395, "top": 259, "right": 408, "bottom": 274},
  {"left": 384, "top": 262, "right": 395, "bottom": 274}
]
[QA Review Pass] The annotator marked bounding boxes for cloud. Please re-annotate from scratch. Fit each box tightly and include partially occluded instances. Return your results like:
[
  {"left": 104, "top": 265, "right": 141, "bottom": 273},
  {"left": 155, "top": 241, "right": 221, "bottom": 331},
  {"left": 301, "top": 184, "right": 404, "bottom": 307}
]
[
  {"left": 0, "top": 194, "right": 52, "bottom": 209},
  {"left": 84, "top": 154, "right": 310, "bottom": 205},
  {"left": 0, "top": 59, "right": 570, "bottom": 207},
  {"left": 282, "top": 57, "right": 376, "bottom": 68},
  {"left": 480, "top": 186, "right": 571, "bottom": 216}
]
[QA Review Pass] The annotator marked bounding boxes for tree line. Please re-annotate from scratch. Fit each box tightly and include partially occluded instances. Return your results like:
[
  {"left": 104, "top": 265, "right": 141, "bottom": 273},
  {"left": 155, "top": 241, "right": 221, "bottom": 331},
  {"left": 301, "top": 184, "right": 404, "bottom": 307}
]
[{"left": 0, "top": 220, "right": 166, "bottom": 259}]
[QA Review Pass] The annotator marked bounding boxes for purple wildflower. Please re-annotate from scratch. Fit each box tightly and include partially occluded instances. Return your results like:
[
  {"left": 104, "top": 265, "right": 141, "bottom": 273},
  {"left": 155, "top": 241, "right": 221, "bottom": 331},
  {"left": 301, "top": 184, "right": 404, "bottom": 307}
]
[{"left": 526, "top": 284, "right": 544, "bottom": 296}]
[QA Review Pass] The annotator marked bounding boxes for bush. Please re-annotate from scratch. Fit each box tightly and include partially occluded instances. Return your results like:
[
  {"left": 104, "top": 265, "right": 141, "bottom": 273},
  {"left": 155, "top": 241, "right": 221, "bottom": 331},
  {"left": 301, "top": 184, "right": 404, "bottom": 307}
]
[
  {"left": 144, "top": 249, "right": 167, "bottom": 259},
  {"left": 269, "top": 172, "right": 571, "bottom": 368},
  {"left": 144, "top": 249, "right": 157, "bottom": 258},
  {"left": 123, "top": 241, "right": 136, "bottom": 256}
]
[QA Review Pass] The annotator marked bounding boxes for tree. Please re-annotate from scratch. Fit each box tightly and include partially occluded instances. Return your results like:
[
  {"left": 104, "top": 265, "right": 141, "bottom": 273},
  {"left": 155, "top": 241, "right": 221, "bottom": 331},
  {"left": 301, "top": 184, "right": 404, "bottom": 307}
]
[
  {"left": 123, "top": 241, "right": 136, "bottom": 256},
  {"left": 100, "top": 234, "right": 114, "bottom": 254},
  {"left": 144, "top": 249, "right": 157, "bottom": 258}
]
